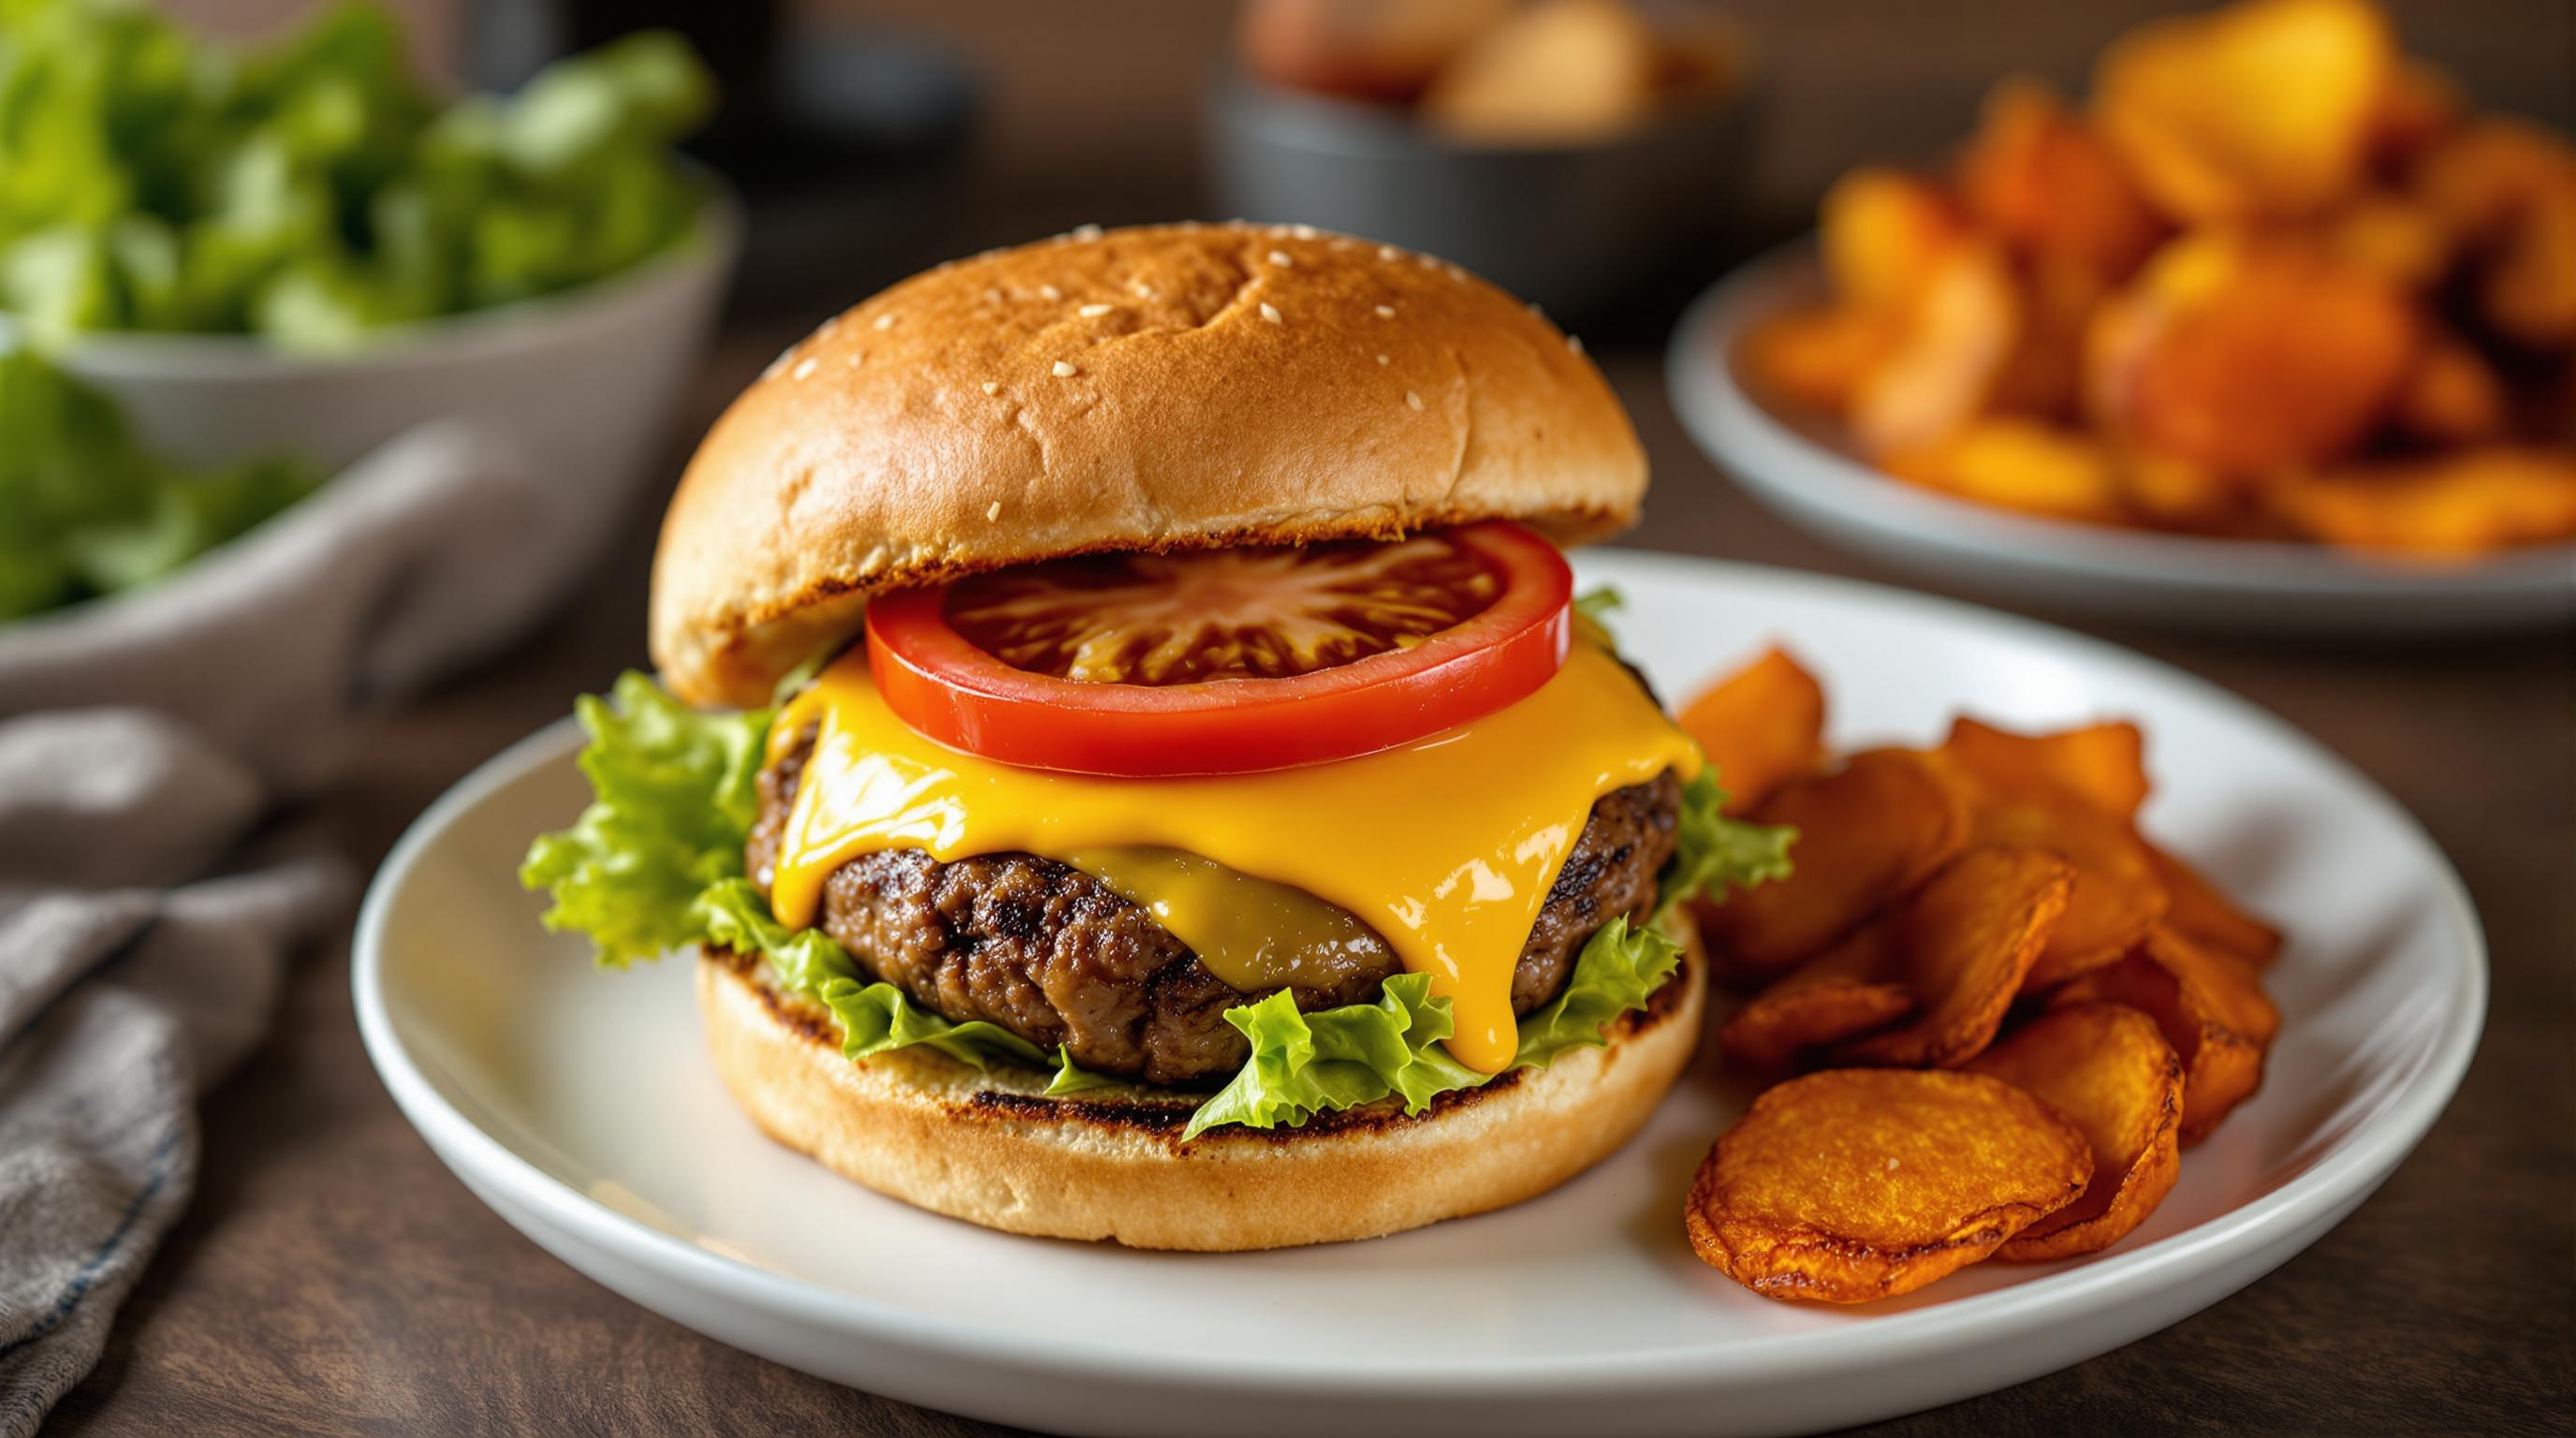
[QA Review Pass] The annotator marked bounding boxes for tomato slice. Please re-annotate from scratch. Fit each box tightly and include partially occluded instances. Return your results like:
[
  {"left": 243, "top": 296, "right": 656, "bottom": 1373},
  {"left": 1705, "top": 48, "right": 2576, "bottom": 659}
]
[{"left": 862, "top": 521, "right": 1573, "bottom": 776}]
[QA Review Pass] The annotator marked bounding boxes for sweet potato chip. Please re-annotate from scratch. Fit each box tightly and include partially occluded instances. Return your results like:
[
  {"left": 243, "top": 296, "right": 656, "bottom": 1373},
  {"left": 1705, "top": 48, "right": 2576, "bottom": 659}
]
[
  {"left": 2268, "top": 448, "right": 2576, "bottom": 555},
  {"left": 2093, "top": 0, "right": 2393, "bottom": 222},
  {"left": 2482, "top": 179, "right": 2576, "bottom": 351},
  {"left": 1700, "top": 749, "right": 1973, "bottom": 981},
  {"left": 2366, "top": 59, "right": 2462, "bottom": 169},
  {"left": 1718, "top": 923, "right": 1912, "bottom": 1073},
  {"left": 1678, "top": 648, "right": 1828, "bottom": 815},
  {"left": 1969, "top": 1002, "right": 2184, "bottom": 1259},
  {"left": 1851, "top": 242, "right": 2024, "bottom": 459},
  {"left": 2056, "top": 926, "right": 2280, "bottom": 1141},
  {"left": 1958, "top": 78, "right": 2165, "bottom": 278},
  {"left": 1990, "top": 257, "right": 2110, "bottom": 421},
  {"left": 1418, "top": 0, "right": 1660, "bottom": 144},
  {"left": 1883, "top": 418, "right": 2126, "bottom": 524},
  {"left": 2411, "top": 118, "right": 2576, "bottom": 250},
  {"left": 1943, "top": 716, "right": 2151, "bottom": 820},
  {"left": 1740, "top": 303, "right": 1897, "bottom": 415},
  {"left": 1821, "top": 168, "right": 1970, "bottom": 313},
  {"left": 1833, "top": 847, "right": 2073, "bottom": 1068},
  {"left": 2392, "top": 331, "right": 2510, "bottom": 446},
  {"left": 1973, "top": 792, "right": 2169, "bottom": 990},
  {"left": 2115, "top": 449, "right": 2248, "bottom": 533},
  {"left": 2320, "top": 191, "right": 2455, "bottom": 292},
  {"left": 1685, "top": 1069, "right": 2091, "bottom": 1303},
  {"left": 2086, "top": 234, "right": 2420, "bottom": 475},
  {"left": 2147, "top": 843, "right": 2284, "bottom": 967}
]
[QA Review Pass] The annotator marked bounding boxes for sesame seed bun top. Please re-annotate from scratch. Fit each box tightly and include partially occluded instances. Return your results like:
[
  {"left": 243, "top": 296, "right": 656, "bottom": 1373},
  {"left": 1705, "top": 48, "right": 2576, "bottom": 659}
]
[{"left": 650, "top": 222, "right": 1647, "bottom": 710}]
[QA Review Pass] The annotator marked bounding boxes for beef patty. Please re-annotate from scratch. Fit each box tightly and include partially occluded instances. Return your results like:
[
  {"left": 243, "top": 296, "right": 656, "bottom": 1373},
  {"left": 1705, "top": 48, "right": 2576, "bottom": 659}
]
[{"left": 745, "top": 726, "right": 1683, "bottom": 1085}]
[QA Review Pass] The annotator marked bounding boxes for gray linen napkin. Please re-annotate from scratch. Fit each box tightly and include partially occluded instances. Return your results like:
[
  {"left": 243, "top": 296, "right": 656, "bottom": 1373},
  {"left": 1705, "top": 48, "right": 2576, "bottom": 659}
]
[{"left": 0, "top": 423, "right": 565, "bottom": 1431}]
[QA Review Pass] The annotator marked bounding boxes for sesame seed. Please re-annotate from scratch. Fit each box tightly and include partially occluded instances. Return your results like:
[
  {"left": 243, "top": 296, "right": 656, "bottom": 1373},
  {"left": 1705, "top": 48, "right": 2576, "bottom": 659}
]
[
  {"left": 1267, "top": 224, "right": 1292, "bottom": 238},
  {"left": 1405, "top": 390, "right": 1424, "bottom": 410},
  {"left": 1268, "top": 249, "right": 1294, "bottom": 267},
  {"left": 1376, "top": 354, "right": 1390, "bottom": 365},
  {"left": 1567, "top": 335, "right": 1585, "bottom": 354},
  {"left": 1259, "top": 302, "right": 1282, "bottom": 325},
  {"left": 981, "top": 381, "right": 1001, "bottom": 395},
  {"left": 1053, "top": 360, "right": 1078, "bottom": 377},
  {"left": 847, "top": 352, "right": 863, "bottom": 367},
  {"left": 1379, "top": 245, "right": 1402, "bottom": 261},
  {"left": 1291, "top": 224, "right": 1319, "bottom": 240},
  {"left": 1039, "top": 284, "right": 1062, "bottom": 301},
  {"left": 1375, "top": 304, "right": 1395, "bottom": 318},
  {"left": 1445, "top": 264, "right": 1466, "bottom": 281},
  {"left": 789, "top": 358, "right": 817, "bottom": 380},
  {"left": 987, "top": 501, "right": 1003, "bottom": 521},
  {"left": 1071, "top": 223, "right": 1104, "bottom": 241},
  {"left": 760, "top": 351, "right": 792, "bottom": 380},
  {"left": 1079, "top": 302, "right": 1113, "bottom": 317},
  {"left": 1527, "top": 302, "right": 1544, "bottom": 318},
  {"left": 1329, "top": 238, "right": 1354, "bottom": 252},
  {"left": 814, "top": 315, "right": 842, "bottom": 339},
  {"left": 1132, "top": 281, "right": 1154, "bottom": 298},
  {"left": 873, "top": 314, "right": 896, "bottom": 330},
  {"left": 1417, "top": 255, "right": 1437, "bottom": 268}
]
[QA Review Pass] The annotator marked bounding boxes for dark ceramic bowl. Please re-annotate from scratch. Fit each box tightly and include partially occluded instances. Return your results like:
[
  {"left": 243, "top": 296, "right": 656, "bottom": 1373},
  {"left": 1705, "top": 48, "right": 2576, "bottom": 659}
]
[{"left": 1208, "top": 59, "right": 1757, "bottom": 324}]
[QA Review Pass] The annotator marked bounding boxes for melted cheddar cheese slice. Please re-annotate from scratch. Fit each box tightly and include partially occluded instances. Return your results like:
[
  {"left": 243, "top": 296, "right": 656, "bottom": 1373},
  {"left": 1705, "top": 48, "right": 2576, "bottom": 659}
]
[{"left": 768, "top": 641, "right": 1700, "bottom": 1073}]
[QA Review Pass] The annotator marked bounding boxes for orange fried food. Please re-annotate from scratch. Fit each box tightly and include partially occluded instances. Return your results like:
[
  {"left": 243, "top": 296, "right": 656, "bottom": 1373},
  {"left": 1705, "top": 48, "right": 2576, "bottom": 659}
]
[
  {"left": 1700, "top": 749, "right": 1973, "bottom": 981},
  {"left": 1419, "top": 0, "right": 1660, "bottom": 144},
  {"left": 1677, "top": 647, "right": 1829, "bottom": 815},
  {"left": 1883, "top": 418, "right": 2126, "bottom": 525},
  {"left": 1237, "top": 0, "right": 1515, "bottom": 102},
  {"left": 1685, "top": 1069, "right": 2092, "bottom": 1303},
  {"left": 2086, "top": 234, "right": 2420, "bottom": 476},
  {"left": 2094, "top": 0, "right": 2393, "bottom": 222},
  {"left": 2366, "top": 59, "right": 2462, "bottom": 169},
  {"left": 1969, "top": 1003, "right": 2185, "bottom": 1259},
  {"left": 2320, "top": 190, "right": 2454, "bottom": 291},
  {"left": 1959, "top": 78, "right": 2165, "bottom": 277},
  {"left": 2482, "top": 180, "right": 2576, "bottom": 352},
  {"left": 1740, "top": 303, "right": 1898, "bottom": 414},
  {"left": 1718, "top": 923, "right": 1912, "bottom": 1074},
  {"left": 1821, "top": 168, "right": 1971, "bottom": 314},
  {"left": 2056, "top": 926, "right": 2282, "bottom": 1141},
  {"left": 2411, "top": 120, "right": 2576, "bottom": 351},
  {"left": 1851, "top": 242, "right": 2025, "bottom": 458},
  {"left": 2146, "top": 844, "right": 2285, "bottom": 968},
  {"left": 1970, "top": 789, "right": 2169, "bottom": 990},
  {"left": 2268, "top": 448, "right": 2576, "bottom": 555},
  {"left": 2115, "top": 449, "right": 2251, "bottom": 533},
  {"left": 1834, "top": 847, "right": 2075, "bottom": 1068},
  {"left": 1943, "top": 716, "right": 2152, "bottom": 820},
  {"left": 2391, "top": 332, "right": 2510, "bottom": 447}
]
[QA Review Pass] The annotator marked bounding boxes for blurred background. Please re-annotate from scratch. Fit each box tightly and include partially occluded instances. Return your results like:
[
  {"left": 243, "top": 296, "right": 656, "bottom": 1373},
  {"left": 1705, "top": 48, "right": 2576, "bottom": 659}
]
[{"left": 154, "top": 0, "right": 2576, "bottom": 341}]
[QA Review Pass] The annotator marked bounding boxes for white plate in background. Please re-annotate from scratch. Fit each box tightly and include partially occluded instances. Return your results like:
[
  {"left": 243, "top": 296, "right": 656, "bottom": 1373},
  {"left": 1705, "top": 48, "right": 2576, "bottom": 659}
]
[
  {"left": 355, "top": 551, "right": 2485, "bottom": 1437},
  {"left": 1666, "top": 245, "right": 2575, "bottom": 635}
]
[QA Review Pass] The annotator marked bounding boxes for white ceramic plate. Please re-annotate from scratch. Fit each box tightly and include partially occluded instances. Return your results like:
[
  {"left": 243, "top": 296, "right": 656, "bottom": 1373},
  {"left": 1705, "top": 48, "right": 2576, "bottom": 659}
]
[
  {"left": 355, "top": 552, "right": 2485, "bottom": 1438},
  {"left": 1666, "top": 245, "right": 2576, "bottom": 634}
]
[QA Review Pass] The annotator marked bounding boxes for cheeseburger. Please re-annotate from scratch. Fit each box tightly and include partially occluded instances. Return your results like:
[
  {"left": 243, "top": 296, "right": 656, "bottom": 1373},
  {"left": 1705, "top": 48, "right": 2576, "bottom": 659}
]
[{"left": 522, "top": 223, "right": 1788, "bottom": 1250}]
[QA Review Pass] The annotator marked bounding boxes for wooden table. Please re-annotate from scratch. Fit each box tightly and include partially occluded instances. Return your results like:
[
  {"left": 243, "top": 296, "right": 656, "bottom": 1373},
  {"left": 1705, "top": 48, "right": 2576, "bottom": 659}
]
[{"left": 45, "top": 317, "right": 2570, "bottom": 1433}]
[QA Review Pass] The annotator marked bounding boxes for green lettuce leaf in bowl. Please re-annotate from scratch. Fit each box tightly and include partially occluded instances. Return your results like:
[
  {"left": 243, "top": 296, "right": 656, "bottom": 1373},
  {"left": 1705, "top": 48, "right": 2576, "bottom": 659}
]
[
  {"left": 0, "top": 345, "right": 318, "bottom": 619},
  {"left": 0, "top": 0, "right": 713, "bottom": 347}
]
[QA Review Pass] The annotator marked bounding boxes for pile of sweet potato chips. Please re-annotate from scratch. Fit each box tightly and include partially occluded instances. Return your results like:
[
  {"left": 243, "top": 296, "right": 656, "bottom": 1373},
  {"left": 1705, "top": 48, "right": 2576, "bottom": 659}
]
[
  {"left": 1741, "top": 0, "right": 2576, "bottom": 558},
  {"left": 1678, "top": 648, "right": 2283, "bottom": 1303}
]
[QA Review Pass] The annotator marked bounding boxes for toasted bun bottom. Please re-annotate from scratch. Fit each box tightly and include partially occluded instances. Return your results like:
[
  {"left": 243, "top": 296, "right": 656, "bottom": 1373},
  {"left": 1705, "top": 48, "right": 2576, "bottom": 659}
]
[{"left": 696, "top": 922, "right": 1705, "bottom": 1251}]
